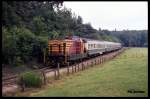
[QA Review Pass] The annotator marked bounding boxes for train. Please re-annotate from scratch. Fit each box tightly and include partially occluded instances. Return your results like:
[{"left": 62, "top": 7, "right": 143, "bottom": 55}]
[{"left": 44, "top": 36, "right": 122, "bottom": 66}]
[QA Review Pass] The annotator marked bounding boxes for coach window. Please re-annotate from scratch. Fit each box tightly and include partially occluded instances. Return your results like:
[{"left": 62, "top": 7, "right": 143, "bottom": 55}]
[
  {"left": 90, "top": 44, "right": 91, "bottom": 49},
  {"left": 88, "top": 44, "right": 90, "bottom": 49},
  {"left": 101, "top": 44, "right": 103, "bottom": 48}
]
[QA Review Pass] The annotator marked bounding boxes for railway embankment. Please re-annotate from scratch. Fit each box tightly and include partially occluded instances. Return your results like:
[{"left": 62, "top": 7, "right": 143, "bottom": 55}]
[{"left": 3, "top": 48, "right": 125, "bottom": 96}]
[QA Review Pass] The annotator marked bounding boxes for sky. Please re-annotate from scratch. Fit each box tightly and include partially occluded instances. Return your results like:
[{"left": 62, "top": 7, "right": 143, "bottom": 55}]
[{"left": 63, "top": 1, "right": 148, "bottom": 31}]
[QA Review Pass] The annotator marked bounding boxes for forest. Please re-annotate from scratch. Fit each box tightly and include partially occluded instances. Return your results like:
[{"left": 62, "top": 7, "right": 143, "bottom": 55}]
[{"left": 2, "top": 1, "right": 148, "bottom": 66}]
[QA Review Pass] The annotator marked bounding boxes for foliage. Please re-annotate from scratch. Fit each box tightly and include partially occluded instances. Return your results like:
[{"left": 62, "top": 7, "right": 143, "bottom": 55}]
[
  {"left": 2, "top": 26, "right": 36, "bottom": 65},
  {"left": 32, "top": 16, "right": 47, "bottom": 36},
  {"left": 109, "top": 30, "right": 148, "bottom": 47},
  {"left": 32, "top": 36, "right": 48, "bottom": 62},
  {"left": 2, "top": 1, "right": 148, "bottom": 66},
  {"left": 18, "top": 71, "right": 42, "bottom": 88}
]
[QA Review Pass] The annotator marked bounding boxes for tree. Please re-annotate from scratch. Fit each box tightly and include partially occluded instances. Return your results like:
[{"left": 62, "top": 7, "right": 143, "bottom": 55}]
[
  {"left": 2, "top": 26, "right": 36, "bottom": 65},
  {"left": 33, "top": 16, "right": 47, "bottom": 36},
  {"left": 77, "top": 16, "right": 83, "bottom": 24}
]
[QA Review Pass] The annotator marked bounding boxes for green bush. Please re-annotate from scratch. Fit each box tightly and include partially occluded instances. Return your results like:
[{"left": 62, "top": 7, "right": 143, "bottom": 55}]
[{"left": 19, "top": 71, "right": 43, "bottom": 88}]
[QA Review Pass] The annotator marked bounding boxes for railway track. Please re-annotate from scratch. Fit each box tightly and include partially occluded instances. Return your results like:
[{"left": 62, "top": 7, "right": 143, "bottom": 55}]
[
  {"left": 2, "top": 67, "right": 54, "bottom": 86},
  {"left": 2, "top": 48, "right": 126, "bottom": 96}
]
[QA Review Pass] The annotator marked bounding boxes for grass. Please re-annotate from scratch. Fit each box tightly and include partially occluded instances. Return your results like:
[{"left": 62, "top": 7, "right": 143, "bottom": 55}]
[{"left": 18, "top": 48, "right": 148, "bottom": 97}]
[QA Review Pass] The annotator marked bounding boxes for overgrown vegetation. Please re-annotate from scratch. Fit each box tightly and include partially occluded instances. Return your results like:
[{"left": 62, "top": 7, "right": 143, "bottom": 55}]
[
  {"left": 2, "top": 26, "right": 48, "bottom": 65},
  {"left": 2, "top": 1, "right": 148, "bottom": 66},
  {"left": 18, "top": 71, "right": 43, "bottom": 88}
]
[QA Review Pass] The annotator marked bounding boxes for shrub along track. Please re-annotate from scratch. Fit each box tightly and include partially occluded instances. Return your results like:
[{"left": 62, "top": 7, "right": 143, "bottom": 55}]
[{"left": 2, "top": 48, "right": 126, "bottom": 96}]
